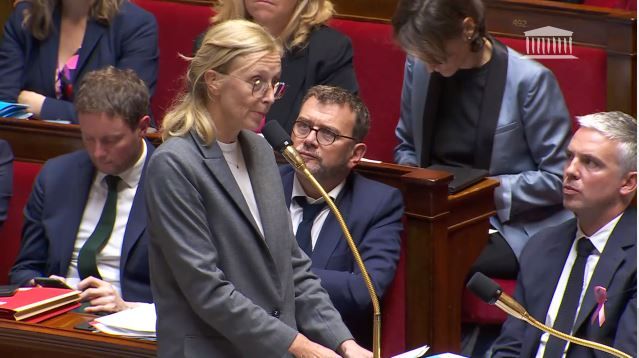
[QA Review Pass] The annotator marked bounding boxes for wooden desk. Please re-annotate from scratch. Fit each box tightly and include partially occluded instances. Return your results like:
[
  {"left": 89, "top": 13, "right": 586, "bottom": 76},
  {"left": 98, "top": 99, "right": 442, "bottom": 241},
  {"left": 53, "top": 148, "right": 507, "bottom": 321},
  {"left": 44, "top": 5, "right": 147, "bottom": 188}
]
[
  {"left": 0, "top": 312, "right": 155, "bottom": 357},
  {"left": 0, "top": 118, "right": 162, "bottom": 163},
  {"left": 0, "top": 118, "right": 497, "bottom": 353}
]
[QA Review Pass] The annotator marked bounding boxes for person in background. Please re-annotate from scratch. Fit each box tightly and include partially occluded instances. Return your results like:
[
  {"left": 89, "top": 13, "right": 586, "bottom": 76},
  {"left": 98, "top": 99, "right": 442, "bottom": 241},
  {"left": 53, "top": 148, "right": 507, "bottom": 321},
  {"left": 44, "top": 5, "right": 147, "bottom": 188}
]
[
  {"left": 0, "top": 0, "right": 158, "bottom": 123},
  {"left": 197, "top": 0, "right": 358, "bottom": 133},
  {"left": 392, "top": 0, "right": 573, "bottom": 280},
  {"left": 492, "top": 111, "right": 636, "bottom": 357},
  {"left": 146, "top": 20, "right": 370, "bottom": 357},
  {"left": 0, "top": 140, "right": 13, "bottom": 231},
  {"left": 280, "top": 85, "right": 403, "bottom": 349},
  {"left": 10, "top": 66, "right": 154, "bottom": 314}
]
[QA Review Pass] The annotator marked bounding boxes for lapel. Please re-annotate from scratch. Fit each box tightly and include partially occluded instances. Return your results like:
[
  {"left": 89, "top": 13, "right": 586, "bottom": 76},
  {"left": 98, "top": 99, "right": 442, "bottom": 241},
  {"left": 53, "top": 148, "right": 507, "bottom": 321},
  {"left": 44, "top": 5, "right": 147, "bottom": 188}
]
[
  {"left": 241, "top": 131, "right": 282, "bottom": 252},
  {"left": 194, "top": 132, "right": 264, "bottom": 241},
  {"left": 281, "top": 166, "right": 294, "bottom": 208},
  {"left": 74, "top": 19, "right": 106, "bottom": 84},
  {"left": 411, "top": 59, "right": 428, "bottom": 165},
  {"left": 472, "top": 36, "right": 508, "bottom": 170},
  {"left": 531, "top": 223, "right": 577, "bottom": 319},
  {"left": 38, "top": 6, "right": 62, "bottom": 95},
  {"left": 59, "top": 153, "right": 95, "bottom": 272},
  {"left": 312, "top": 176, "right": 353, "bottom": 267},
  {"left": 573, "top": 206, "right": 637, "bottom": 331},
  {"left": 522, "top": 222, "right": 577, "bottom": 356},
  {"left": 240, "top": 131, "right": 290, "bottom": 295},
  {"left": 419, "top": 71, "right": 443, "bottom": 167},
  {"left": 119, "top": 140, "right": 154, "bottom": 270}
]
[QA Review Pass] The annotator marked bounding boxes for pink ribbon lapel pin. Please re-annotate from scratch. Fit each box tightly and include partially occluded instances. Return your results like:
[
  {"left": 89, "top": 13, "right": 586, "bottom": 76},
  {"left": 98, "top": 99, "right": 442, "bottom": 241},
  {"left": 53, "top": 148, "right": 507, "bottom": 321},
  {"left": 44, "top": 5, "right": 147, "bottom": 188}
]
[{"left": 590, "top": 286, "right": 607, "bottom": 327}]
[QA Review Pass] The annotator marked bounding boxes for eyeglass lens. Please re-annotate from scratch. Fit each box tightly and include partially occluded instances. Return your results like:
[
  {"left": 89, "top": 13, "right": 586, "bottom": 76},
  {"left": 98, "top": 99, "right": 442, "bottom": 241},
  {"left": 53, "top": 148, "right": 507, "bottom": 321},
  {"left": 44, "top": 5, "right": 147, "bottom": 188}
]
[
  {"left": 252, "top": 79, "right": 286, "bottom": 99},
  {"left": 294, "top": 122, "right": 337, "bottom": 145}
]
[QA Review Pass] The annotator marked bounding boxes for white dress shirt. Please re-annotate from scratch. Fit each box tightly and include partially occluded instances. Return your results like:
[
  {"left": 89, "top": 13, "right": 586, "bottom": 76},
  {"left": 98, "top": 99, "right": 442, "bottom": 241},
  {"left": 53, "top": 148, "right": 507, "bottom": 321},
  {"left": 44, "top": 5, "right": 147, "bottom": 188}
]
[
  {"left": 289, "top": 173, "right": 345, "bottom": 251},
  {"left": 66, "top": 140, "right": 147, "bottom": 295},
  {"left": 535, "top": 213, "right": 622, "bottom": 357}
]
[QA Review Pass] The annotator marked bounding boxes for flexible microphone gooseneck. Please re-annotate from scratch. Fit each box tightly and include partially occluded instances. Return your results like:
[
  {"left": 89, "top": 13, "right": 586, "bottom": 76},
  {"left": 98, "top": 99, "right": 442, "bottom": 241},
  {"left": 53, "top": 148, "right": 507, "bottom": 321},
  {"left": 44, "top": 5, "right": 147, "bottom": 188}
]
[
  {"left": 263, "top": 121, "right": 382, "bottom": 358},
  {"left": 466, "top": 272, "right": 632, "bottom": 358}
]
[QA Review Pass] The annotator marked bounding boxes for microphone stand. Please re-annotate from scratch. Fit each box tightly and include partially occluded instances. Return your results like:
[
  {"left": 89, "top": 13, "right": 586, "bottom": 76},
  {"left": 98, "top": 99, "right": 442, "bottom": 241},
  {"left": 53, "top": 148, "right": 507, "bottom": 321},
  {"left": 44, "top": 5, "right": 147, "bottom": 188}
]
[
  {"left": 281, "top": 146, "right": 382, "bottom": 358},
  {"left": 495, "top": 289, "right": 632, "bottom": 358}
]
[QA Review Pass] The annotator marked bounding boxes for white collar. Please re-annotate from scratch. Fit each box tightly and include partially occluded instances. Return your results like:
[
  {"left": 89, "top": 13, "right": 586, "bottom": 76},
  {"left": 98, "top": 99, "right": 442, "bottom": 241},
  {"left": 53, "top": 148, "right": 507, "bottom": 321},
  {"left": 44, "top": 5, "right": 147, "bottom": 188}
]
[{"left": 291, "top": 172, "right": 346, "bottom": 204}]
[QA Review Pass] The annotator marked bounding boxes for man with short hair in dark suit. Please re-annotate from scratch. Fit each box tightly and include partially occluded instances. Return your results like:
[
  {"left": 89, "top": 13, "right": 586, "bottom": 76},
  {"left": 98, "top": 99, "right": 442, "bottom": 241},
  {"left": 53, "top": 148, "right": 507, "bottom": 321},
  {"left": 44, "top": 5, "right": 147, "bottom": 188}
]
[
  {"left": 492, "top": 111, "right": 637, "bottom": 357},
  {"left": 10, "top": 67, "right": 154, "bottom": 314},
  {"left": 280, "top": 85, "right": 404, "bottom": 349}
]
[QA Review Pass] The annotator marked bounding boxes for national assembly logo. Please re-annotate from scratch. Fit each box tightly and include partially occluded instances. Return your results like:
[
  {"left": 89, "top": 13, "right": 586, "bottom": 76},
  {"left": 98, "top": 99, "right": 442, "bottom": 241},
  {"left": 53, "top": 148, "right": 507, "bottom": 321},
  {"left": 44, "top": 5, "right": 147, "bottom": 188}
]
[{"left": 521, "top": 26, "right": 578, "bottom": 60}]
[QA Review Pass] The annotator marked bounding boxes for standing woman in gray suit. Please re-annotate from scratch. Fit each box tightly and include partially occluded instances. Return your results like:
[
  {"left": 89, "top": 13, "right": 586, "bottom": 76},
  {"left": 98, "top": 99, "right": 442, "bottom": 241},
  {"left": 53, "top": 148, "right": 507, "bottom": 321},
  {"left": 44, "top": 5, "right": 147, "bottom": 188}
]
[{"left": 145, "top": 19, "right": 371, "bottom": 358}]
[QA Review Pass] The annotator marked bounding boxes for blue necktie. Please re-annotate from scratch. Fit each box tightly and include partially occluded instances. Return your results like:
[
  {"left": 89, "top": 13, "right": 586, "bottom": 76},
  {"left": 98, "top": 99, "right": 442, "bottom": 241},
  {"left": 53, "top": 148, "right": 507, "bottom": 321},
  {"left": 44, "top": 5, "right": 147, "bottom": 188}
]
[
  {"left": 543, "top": 238, "right": 595, "bottom": 357},
  {"left": 294, "top": 196, "right": 327, "bottom": 257},
  {"left": 77, "top": 175, "right": 120, "bottom": 280}
]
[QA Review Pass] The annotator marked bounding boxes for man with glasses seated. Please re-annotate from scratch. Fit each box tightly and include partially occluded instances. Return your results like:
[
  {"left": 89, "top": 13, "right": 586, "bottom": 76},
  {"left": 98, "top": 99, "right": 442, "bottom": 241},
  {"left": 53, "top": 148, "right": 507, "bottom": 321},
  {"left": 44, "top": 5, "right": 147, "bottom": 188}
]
[{"left": 279, "top": 85, "right": 404, "bottom": 349}]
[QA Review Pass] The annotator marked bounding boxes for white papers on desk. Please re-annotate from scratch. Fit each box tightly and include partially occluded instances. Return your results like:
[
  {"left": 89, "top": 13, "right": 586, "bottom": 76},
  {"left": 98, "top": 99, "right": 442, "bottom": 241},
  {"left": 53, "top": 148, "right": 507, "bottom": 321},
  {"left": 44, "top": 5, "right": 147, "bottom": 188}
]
[
  {"left": 391, "top": 345, "right": 430, "bottom": 358},
  {"left": 90, "top": 303, "right": 156, "bottom": 338}
]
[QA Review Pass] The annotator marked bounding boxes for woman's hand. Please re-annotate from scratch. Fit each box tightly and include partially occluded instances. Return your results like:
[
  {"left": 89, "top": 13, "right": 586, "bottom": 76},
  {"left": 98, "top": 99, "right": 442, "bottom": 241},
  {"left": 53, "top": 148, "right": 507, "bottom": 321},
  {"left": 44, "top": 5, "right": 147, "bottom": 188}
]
[
  {"left": 289, "top": 333, "right": 340, "bottom": 358},
  {"left": 338, "top": 340, "right": 373, "bottom": 358},
  {"left": 18, "top": 90, "right": 45, "bottom": 117}
]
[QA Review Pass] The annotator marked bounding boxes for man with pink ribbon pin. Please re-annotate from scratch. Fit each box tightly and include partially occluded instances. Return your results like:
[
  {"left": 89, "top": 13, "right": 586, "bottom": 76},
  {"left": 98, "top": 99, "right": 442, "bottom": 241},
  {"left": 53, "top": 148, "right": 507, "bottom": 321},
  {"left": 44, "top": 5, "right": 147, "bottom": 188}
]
[{"left": 493, "top": 111, "right": 636, "bottom": 358}]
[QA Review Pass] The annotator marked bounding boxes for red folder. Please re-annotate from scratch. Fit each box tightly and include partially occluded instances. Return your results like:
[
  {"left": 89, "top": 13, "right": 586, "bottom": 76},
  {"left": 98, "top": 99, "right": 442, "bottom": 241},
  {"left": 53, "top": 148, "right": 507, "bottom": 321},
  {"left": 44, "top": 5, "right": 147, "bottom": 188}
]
[{"left": 0, "top": 287, "right": 81, "bottom": 322}]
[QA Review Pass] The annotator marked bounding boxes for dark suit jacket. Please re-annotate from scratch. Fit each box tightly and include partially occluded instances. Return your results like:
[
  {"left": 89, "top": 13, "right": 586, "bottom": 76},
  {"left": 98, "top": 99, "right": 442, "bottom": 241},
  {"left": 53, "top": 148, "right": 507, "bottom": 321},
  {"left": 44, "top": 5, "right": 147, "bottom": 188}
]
[
  {"left": 280, "top": 165, "right": 404, "bottom": 348},
  {"left": 9, "top": 141, "right": 154, "bottom": 303},
  {"left": 0, "top": 140, "right": 13, "bottom": 230},
  {"left": 267, "top": 26, "right": 359, "bottom": 133},
  {"left": 0, "top": 1, "right": 158, "bottom": 122},
  {"left": 492, "top": 206, "right": 637, "bottom": 357}
]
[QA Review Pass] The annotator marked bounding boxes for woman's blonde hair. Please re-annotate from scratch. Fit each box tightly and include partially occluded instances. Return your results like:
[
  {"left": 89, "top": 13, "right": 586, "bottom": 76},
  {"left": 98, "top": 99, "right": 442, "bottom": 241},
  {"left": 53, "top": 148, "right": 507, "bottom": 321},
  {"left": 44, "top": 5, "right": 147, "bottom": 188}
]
[
  {"left": 162, "top": 19, "right": 283, "bottom": 144},
  {"left": 212, "top": 0, "right": 334, "bottom": 50},
  {"left": 23, "top": 0, "right": 124, "bottom": 40}
]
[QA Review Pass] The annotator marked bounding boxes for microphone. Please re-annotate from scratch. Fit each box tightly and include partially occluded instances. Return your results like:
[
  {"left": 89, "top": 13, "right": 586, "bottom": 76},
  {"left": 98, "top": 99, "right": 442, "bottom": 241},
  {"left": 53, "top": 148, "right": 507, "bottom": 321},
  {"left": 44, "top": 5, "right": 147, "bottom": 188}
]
[
  {"left": 262, "top": 121, "right": 382, "bottom": 358},
  {"left": 466, "top": 272, "right": 632, "bottom": 358},
  {"left": 262, "top": 121, "right": 306, "bottom": 171}
]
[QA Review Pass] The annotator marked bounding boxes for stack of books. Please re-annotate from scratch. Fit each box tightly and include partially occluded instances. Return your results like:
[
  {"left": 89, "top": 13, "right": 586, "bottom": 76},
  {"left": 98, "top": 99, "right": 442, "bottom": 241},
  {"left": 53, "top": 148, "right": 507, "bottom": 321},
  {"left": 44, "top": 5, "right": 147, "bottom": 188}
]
[
  {"left": 0, "top": 101, "right": 32, "bottom": 119},
  {"left": 0, "top": 287, "right": 81, "bottom": 323}
]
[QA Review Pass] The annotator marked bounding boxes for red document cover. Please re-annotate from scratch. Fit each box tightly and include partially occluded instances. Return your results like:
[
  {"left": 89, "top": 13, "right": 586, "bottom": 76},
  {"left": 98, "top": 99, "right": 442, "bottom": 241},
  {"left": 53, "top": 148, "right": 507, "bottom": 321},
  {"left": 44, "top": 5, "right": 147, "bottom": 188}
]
[{"left": 0, "top": 287, "right": 81, "bottom": 322}]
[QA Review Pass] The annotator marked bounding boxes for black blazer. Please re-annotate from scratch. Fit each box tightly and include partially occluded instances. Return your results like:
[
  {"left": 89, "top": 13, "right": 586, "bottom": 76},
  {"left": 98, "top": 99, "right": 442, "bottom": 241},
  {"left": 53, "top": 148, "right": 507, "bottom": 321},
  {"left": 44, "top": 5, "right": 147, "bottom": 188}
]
[{"left": 268, "top": 25, "right": 359, "bottom": 133}]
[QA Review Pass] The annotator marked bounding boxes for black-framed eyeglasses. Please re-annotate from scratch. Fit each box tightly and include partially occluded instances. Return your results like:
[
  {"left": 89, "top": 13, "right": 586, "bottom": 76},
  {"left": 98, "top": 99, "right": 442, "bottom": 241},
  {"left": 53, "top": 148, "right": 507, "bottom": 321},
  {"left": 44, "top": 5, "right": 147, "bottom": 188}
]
[
  {"left": 219, "top": 72, "right": 286, "bottom": 99},
  {"left": 292, "top": 120, "right": 357, "bottom": 146}
]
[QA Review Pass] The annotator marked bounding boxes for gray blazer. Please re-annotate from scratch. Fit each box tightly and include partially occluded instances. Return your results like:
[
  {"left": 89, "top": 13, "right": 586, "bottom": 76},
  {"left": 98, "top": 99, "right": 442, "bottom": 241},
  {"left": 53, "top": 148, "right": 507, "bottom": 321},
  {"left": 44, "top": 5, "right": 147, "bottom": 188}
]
[
  {"left": 145, "top": 130, "right": 352, "bottom": 357},
  {"left": 395, "top": 46, "right": 574, "bottom": 257}
]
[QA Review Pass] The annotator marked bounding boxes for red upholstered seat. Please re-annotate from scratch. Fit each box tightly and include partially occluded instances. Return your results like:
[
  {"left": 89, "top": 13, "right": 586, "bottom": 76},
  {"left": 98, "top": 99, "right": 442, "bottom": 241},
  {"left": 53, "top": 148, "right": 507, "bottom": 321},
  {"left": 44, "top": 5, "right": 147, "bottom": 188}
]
[
  {"left": 329, "top": 19, "right": 406, "bottom": 163},
  {"left": 584, "top": 0, "right": 635, "bottom": 9},
  {"left": 497, "top": 37, "right": 607, "bottom": 128},
  {"left": 0, "top": 161, "right": 41, "bottom": 284},
  {"left": 133, "top": 0, "right": 214, "bottom": 125}
]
